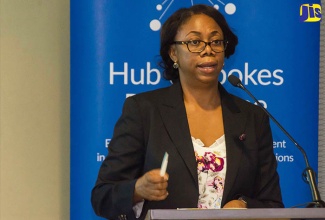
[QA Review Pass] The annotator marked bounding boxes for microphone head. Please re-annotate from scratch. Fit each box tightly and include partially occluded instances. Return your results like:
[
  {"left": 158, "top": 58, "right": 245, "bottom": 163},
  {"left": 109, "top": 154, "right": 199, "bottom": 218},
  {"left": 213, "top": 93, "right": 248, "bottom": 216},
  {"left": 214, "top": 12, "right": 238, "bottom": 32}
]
[{"left": 228, "top": 74, "right": 242, "bottom": 87}]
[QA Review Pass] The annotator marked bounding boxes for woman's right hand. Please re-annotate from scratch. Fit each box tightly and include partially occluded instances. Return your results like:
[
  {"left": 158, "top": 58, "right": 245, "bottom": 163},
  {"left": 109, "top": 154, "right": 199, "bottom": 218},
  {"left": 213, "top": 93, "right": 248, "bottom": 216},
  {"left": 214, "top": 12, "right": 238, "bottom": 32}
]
[{"left": 133, "top": 169, "right": 169, "bottom": 203}]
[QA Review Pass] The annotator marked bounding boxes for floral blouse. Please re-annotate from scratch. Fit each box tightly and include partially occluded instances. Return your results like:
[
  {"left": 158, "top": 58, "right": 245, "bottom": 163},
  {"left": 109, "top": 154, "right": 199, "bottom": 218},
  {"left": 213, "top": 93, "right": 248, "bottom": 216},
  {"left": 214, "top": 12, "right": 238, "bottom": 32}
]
[{"left": 192, "top": 135, "right": 227, "bottom": 209}]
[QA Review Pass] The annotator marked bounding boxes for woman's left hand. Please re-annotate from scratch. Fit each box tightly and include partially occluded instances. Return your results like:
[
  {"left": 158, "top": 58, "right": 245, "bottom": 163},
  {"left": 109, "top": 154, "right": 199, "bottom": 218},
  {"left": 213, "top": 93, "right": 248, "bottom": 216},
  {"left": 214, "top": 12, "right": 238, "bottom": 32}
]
[{"left": 223, "top": 200, "right": 247, "bottom": 208}]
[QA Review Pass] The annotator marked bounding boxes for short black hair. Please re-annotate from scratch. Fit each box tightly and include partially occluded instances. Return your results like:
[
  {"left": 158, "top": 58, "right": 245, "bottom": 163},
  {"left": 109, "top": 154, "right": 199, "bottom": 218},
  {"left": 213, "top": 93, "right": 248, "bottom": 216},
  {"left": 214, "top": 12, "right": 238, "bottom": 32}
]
[{"left": 159, "top": 4, "right": 238, "bottom": 82}]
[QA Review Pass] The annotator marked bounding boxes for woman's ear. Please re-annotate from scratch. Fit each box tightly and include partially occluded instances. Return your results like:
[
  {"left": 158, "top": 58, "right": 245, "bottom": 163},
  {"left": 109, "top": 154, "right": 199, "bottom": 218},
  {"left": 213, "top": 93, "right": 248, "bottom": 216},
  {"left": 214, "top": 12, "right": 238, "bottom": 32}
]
[{"left": 169, "top": 45, "right": 177, "bottom": 63}]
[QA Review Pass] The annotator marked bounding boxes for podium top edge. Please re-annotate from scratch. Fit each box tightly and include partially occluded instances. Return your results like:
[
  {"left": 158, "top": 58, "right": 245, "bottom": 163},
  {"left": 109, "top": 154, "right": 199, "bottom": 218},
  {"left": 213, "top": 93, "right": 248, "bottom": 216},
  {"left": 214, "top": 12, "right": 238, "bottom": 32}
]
[{"left": 145, "top": 208, "right": 325, "bottom": 220}]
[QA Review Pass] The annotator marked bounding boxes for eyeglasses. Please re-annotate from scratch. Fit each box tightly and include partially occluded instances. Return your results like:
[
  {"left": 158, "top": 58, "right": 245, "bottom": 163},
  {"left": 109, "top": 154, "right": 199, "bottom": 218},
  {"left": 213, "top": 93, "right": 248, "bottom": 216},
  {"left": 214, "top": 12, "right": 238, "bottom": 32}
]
[{"left": 173, "top": 40, "right": 228, "bottom": 53}]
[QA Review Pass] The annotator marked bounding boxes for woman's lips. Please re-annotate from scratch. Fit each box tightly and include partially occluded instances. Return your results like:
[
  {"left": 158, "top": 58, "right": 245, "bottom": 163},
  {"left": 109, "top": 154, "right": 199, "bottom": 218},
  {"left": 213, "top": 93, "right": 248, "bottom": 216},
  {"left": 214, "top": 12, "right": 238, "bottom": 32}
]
[{"left": 197, "top": 62, "right": 218, "bottom": 73}]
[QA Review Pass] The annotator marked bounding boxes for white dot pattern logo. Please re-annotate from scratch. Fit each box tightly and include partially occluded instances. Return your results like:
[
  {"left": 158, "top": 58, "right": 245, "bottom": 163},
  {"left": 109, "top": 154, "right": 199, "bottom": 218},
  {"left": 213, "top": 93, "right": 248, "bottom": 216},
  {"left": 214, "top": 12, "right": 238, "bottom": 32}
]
[
  {"left": 150, "top": 1, "right": 237, "bottom": 31},
  {"left": 225, "top": 3, "right": 236, "bottom": 15},
  {"left": 150, "top": 19, "right": 161, "bottom": 31}
]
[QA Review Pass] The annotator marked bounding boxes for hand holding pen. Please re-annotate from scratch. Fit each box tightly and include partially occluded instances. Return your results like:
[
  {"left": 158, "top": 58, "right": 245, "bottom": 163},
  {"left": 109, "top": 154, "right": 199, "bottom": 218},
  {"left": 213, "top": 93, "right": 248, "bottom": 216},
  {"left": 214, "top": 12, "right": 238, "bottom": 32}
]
[{"left": 133, "top": 152, "right": 169, "bottom": 203}]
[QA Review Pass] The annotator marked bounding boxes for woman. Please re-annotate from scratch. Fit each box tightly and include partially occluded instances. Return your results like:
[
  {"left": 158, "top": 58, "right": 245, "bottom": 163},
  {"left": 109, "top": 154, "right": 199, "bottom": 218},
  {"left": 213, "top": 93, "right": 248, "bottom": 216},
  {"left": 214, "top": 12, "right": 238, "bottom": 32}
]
[{"left": 91, "top": 4, "right": 284, "bottom": 220}]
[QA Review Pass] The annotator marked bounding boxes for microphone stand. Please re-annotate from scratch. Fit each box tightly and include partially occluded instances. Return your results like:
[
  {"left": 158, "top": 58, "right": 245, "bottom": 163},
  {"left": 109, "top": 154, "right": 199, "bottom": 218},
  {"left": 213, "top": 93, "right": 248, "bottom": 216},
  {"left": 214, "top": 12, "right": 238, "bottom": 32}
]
[{"left": 229, "top": 75, "right": 325, "bottom": 208}]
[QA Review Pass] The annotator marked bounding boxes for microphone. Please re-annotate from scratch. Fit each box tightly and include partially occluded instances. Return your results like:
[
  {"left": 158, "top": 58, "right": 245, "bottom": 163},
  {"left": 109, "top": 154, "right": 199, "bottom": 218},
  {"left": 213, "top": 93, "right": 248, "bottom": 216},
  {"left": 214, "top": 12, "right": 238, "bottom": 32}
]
[{"left": 228, "top": 74, "right": 325, "bottom": 208}]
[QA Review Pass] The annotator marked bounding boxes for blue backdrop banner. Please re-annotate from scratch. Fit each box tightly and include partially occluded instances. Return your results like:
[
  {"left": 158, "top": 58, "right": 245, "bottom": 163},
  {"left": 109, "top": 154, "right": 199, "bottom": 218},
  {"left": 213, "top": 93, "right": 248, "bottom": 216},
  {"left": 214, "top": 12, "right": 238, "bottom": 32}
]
[{"left": 71, "top": 0, "right": 321, "bottom": 219}]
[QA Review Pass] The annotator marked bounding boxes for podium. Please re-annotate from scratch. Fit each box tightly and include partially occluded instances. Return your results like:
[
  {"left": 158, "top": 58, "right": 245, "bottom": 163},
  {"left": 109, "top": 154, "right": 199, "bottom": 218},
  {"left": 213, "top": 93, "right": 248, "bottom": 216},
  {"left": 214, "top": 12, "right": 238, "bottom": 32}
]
[{"left": 145, "top": 208, "right": 325, "bottom": 220}]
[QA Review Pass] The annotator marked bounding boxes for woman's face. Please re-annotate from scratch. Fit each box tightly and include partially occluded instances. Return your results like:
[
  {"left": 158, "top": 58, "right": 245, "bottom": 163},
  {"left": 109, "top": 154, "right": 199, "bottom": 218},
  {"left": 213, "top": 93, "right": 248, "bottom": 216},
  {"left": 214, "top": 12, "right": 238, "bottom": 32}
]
[{"left": 169, "top": 14, "right": 225, "bottom": 87}]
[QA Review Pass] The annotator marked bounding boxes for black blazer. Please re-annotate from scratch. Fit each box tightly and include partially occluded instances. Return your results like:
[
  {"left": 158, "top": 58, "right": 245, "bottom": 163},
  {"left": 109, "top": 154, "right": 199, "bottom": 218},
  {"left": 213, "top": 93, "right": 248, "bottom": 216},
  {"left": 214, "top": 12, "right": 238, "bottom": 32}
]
[{"left": 91, "top": 81, "right": 284, "bottom": 220}]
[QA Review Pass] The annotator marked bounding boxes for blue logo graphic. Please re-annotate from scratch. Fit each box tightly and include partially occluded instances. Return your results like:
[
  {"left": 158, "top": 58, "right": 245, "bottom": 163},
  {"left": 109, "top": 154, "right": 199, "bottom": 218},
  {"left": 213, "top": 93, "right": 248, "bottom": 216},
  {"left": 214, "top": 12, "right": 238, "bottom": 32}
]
[{"left": 300, "top": 4, "right": 322, "bottom": 22}]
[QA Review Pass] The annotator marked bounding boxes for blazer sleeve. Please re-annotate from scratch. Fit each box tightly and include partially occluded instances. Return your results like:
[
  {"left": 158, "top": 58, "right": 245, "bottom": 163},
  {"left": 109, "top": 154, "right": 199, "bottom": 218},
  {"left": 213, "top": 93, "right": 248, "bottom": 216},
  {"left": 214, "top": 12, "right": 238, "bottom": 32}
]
[
  {"left": 243, "top": 112, "right": 284, "bottom": 208},
  {"left": 91, "top": 97, "right": 145, "bottom": 219}
]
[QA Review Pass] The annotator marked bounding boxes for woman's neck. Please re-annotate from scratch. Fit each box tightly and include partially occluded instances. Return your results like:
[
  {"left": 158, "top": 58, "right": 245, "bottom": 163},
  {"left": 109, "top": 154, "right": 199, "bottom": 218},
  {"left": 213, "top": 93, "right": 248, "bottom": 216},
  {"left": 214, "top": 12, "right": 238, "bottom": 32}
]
[{"left": 182, "top": 82, "right": 221, "bottom": 110}]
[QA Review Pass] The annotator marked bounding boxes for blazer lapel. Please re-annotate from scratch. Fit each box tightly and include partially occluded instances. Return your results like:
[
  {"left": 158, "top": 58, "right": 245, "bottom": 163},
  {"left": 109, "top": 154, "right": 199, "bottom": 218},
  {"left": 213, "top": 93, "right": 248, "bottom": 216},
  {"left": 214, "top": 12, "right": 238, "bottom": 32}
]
[
  {"left": 156, "top": 82, "right": 249, "bottom": 196},
  {"left": 219, "top": 84, "right": 248, "bottom": 205},
  {"left": 158, "top": 81, "right": 199, "bottom": 188}
]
